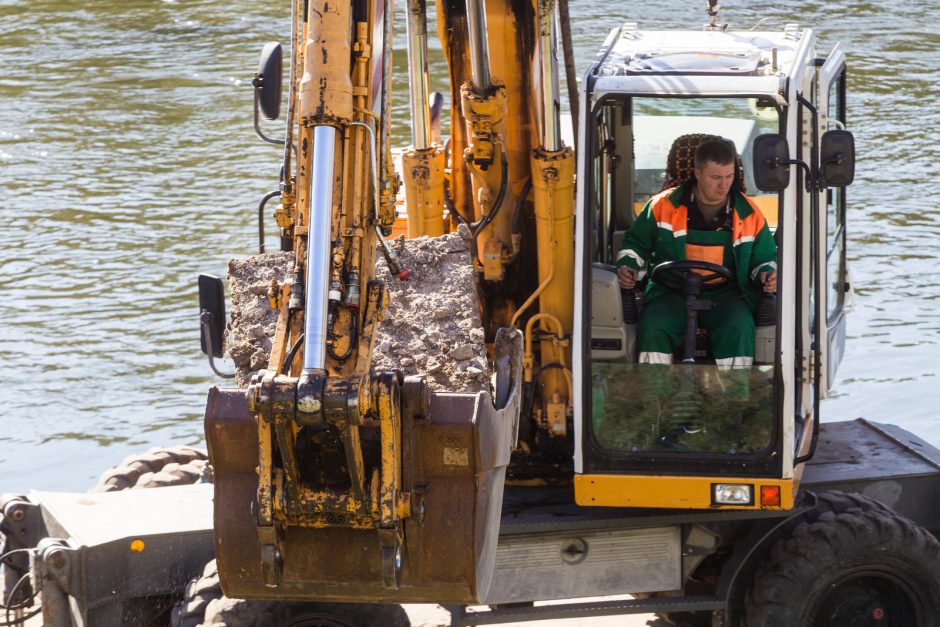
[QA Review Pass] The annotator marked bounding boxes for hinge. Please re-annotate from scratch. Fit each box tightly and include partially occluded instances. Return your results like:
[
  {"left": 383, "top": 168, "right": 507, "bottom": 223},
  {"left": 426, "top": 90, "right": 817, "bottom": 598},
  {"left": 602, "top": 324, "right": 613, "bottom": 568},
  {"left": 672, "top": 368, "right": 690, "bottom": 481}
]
[{"left": 799, "top": 350, "right": 815, "bottom": 381}]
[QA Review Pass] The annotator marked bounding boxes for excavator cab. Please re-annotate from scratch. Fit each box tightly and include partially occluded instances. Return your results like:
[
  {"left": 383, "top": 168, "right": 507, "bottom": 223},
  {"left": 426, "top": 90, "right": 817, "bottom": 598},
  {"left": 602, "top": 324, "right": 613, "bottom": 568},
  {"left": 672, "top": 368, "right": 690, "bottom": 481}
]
[{"left": 574, "top": 24, "right": 854, "bottom": 510}]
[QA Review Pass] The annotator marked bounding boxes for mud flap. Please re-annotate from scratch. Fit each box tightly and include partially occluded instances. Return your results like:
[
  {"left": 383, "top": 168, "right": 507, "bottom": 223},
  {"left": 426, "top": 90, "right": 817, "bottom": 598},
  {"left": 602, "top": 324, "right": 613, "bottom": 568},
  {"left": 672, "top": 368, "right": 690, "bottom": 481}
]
[{"left": 205, "top": 327, "right": 522, "bottom": 604}]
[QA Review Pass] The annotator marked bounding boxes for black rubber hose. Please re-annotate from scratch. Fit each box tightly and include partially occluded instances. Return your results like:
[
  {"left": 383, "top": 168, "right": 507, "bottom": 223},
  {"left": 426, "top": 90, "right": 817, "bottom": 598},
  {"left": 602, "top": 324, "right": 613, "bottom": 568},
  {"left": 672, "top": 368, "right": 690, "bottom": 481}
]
[
  {"left": 468, "top": 152, "right": 510, "bottom": 267},
  {"left": 445, "top": 150, "right": 510, "bottom": 239},
  {"left": 472, "top": 151, "right": 510, "bottom": 237},
  {"left": 326, "top": 304, "right": 358, "bottom": 362},
  {"left": 533, "top": 361, "right": 566, "bottom": 382},
  {"left": 257, "top": 190, "right": 280, "bottom": 254},
  {"left": 444, "top": 176, "right": 469, "bottom": 227},
  {"left": 280, "top": 332, "right": 305, "bottom": 375}
]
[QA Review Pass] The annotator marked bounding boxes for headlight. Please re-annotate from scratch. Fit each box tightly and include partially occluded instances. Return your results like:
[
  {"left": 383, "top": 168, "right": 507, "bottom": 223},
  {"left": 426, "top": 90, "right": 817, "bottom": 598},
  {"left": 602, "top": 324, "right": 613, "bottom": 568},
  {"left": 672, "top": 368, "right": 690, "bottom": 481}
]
[{"left": 712, "top": 483, "right": 753, "bottom": 506}]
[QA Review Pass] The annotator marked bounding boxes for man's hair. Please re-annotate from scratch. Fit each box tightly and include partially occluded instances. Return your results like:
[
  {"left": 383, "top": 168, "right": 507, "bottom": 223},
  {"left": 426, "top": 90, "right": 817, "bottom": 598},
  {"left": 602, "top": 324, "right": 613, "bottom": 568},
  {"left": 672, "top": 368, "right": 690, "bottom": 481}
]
[{"left": 694, "top": 139, "right": 736, "bottom": 169}]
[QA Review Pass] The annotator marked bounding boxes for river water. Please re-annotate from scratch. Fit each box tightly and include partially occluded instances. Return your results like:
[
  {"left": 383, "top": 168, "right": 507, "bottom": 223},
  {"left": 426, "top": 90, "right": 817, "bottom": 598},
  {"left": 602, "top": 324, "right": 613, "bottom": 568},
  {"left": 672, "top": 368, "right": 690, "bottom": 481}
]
[{"left": 1, "top": 0, "right": 938, "bottom": 493}]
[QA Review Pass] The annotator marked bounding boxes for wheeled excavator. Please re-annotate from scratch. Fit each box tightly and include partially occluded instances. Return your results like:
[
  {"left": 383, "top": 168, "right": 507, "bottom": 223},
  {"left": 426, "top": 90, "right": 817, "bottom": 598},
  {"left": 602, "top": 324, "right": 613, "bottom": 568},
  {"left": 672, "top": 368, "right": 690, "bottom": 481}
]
[{"left": 4, "top": 1, "right": 940, "bottom": 626}]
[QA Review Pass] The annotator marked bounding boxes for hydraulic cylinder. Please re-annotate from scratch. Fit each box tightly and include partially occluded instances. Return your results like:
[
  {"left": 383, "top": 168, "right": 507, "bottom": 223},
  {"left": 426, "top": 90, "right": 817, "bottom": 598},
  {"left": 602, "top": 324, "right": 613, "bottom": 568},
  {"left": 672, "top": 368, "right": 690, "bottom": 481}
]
[
  {"left": 299, "top": 0, "right": 353, "bottom": 124},
  {"left": 461, "top": 83, "right": 512, "bottom": 281},
  {"left": 530, "top": 146, "right": 575, "bottom": 433},
  {"left": 402, "top": 147, "right": 447, "bottom": 237},
  {"left": 403, "top": 0, "right": 446, "bottom": 237},
  {"left": 298, "top": 0, "right": 353, "bottom": 370}
]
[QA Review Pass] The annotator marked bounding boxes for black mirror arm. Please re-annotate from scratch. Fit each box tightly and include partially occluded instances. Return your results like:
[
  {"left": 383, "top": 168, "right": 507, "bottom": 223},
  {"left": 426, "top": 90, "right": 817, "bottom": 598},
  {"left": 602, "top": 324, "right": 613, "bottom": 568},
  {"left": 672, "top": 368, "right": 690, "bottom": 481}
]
[
  {"left": 820, "top": 152, "right": 845, "bottom": 167},
  {"left": 200, "top": 310, "right": 236, "bottom": 379},
  {"left": 253, "top": 78, "right": 287, "bottom": 147},
  {"left": 766, "top": 157, "right": 815, "bottom": 192}
]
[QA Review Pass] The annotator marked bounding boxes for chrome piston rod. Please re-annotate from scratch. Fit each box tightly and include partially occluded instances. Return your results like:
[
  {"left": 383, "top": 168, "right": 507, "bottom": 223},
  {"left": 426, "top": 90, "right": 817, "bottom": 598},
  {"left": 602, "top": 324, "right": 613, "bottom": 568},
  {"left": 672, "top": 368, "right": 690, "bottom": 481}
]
[
  {"left": 537, "top": 0, "right": 561, "bottom": 151},
  {"left": 406, "top": 0, "right": 432, "bottom": 149},
  {"left": 303, "top": 125, "right": 337, "bottom": 371},
  {"left": 466, "top": 0, "right": 492, "bottom": 93}
]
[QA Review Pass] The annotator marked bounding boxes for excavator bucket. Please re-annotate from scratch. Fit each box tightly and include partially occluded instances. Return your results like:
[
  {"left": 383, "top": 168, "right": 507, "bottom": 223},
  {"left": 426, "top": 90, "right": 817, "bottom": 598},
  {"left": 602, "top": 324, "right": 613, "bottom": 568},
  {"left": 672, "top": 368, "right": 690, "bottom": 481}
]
[{"left": 205, "top": 328, "right": 522, "bottom": 604}]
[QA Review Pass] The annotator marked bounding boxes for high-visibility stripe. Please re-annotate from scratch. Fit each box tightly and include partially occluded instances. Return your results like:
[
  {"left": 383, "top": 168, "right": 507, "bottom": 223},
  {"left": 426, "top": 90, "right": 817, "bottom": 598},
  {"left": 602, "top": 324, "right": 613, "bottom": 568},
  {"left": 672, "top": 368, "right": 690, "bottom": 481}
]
[
  {"left": 617, "top": 249, "right": 647, "bottom": 268},
  {"left": 639, "top": 351, "right": 673, "bottom": 364},
  {"left": 715, "top": 356, "right": 754, "bottom": 369},
  {"left": 657, "top": 221, "right": 673, "bottom": 231},
  {"left": 674, "top": 229, "right": 687, "bottom": 238},
  {"left": 733, "top": 235, "right": 755, "bottom": 247},
  {"left": 751, "top": 261, "right": 777, "bottom": 281}
]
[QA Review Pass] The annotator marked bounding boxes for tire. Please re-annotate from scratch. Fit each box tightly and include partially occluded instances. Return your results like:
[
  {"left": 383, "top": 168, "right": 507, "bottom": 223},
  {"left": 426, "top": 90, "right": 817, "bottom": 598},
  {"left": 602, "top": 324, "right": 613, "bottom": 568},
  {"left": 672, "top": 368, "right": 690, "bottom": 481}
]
[
  {"left": 90, "top": 445, "right": 210, "bottom": 492},
  {"left": 809, "top": 489, "right": 893, "bottom": 517},
  {"left": 173, "top": 559, "right": 412, "bottom": 627},
  {"left": 654, "top": 492, "right": 912, "bottom": 627},
  {"left": 744, "top": 506, "right": 940, "bottom": 626},
  {"left": 173, "top": 560, "right": 223, "bottom": 627}
]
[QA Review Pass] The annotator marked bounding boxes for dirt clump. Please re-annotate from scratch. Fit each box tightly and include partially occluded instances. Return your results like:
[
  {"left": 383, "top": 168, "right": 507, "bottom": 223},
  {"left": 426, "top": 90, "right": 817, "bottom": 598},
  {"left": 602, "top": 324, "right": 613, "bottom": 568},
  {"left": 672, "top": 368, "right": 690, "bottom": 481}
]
[
  {"left": 225, "top": 231, "right": 490, "bottom": 394},
  {"left": 372, "top": 230, "right": 490, "bottom": 394},
  {"left": 225, "top": 251, "right": 293, "bottom": 387}
]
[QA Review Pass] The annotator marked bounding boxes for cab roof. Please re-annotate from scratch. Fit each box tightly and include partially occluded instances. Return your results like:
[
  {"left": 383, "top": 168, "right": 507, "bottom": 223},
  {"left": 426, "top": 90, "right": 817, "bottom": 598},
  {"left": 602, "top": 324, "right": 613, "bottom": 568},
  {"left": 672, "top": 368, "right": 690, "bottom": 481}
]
[{"left": 587, "top": 24, "right": 813, "bottom": 104}]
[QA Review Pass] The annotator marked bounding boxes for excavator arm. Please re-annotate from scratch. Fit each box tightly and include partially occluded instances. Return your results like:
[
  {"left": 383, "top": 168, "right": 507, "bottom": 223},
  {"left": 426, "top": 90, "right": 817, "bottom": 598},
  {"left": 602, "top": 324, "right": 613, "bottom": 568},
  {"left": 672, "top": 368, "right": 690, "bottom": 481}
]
[{"left": 204, "top": 0, "right": 547, "bottom": 602}]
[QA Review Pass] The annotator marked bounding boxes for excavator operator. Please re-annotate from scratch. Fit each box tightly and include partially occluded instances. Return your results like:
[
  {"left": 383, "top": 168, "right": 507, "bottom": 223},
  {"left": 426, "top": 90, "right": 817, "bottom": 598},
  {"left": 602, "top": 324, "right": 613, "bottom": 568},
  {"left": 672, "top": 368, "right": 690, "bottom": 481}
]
[{"left": 616, "top": 139, "right": 777, "bottom": 367}]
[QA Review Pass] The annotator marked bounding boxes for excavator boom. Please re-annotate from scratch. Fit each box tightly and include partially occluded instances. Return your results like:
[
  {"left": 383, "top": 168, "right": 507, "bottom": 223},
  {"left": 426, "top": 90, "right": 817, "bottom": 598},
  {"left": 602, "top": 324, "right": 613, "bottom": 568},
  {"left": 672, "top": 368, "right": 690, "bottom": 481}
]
[{"left": 205, "top": 0, "right": 569, "bottom": 601}]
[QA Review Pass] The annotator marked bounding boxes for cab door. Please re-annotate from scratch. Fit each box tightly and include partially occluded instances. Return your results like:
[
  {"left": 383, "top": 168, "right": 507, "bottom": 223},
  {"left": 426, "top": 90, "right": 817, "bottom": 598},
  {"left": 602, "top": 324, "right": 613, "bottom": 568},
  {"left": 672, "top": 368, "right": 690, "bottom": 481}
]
[{"left": 816, "top": 46, "right": 849, "bottom": 394}]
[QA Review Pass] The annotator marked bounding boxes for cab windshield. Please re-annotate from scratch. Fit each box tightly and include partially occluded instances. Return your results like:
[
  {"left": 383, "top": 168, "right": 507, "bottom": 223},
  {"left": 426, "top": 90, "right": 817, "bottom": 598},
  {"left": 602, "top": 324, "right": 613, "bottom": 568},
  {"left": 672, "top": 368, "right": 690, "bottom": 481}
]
[
  {"left": 588, "top": 95, "right": 780, "bottom": 461},
  {"left": 592, "top": 364, "right": 774, "bottom": 455}
]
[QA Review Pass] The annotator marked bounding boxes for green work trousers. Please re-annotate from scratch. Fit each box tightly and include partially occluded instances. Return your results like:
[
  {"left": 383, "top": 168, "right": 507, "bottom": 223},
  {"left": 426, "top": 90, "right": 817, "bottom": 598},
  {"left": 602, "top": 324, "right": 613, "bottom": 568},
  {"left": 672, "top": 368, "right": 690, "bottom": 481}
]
[{"left": 637, "top": 291, "right": 755, "bottom": 362}]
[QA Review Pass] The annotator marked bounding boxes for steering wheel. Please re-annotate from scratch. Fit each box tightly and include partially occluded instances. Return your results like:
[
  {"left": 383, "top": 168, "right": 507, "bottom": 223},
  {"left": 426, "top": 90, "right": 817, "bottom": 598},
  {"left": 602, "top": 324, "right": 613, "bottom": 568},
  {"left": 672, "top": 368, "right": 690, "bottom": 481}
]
[{"left": 651, "top": 260, "right": 732, "bottom": 293}]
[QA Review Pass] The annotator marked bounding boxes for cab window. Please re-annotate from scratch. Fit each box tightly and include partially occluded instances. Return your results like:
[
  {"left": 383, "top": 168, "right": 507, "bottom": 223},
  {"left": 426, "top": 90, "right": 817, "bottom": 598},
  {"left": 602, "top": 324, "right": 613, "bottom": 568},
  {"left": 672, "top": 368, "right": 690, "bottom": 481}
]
[{"left": 586, "top": 96, "right": 781, "bottom": 467}]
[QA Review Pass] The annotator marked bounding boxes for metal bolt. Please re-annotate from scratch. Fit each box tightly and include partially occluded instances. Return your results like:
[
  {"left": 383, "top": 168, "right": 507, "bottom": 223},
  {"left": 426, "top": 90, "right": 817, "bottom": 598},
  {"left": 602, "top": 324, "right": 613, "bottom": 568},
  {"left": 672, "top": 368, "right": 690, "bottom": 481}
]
[
  {"left": 298, "top": 396, "right": 322, "bottom": 414},
  {"left": 47, "top": 550, "right": 66, "bottom": 570},
  {"left": 560, "top": 538, "right": 588, "bottom": 565},
  {"left": 10, "top": 507, "right": 25, "bottom": 522}
]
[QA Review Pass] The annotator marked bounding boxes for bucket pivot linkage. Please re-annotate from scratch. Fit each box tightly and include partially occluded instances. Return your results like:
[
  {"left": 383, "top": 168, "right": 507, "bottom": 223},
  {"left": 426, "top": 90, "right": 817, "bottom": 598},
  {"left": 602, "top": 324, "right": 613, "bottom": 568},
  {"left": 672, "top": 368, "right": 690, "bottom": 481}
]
[{"left": 244, "top": 287, "right": 413, "bottom": 590}]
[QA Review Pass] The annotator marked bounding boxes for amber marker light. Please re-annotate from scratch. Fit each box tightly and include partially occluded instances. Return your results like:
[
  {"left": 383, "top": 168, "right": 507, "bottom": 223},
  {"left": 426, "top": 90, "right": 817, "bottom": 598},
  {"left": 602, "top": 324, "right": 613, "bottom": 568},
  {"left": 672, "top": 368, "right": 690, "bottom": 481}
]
[
  {"left": 760, "top": 485, "right": 781, "bottom": 507},
  {"left": 130, "top": 539, "right": 146, "bottom": 553}
]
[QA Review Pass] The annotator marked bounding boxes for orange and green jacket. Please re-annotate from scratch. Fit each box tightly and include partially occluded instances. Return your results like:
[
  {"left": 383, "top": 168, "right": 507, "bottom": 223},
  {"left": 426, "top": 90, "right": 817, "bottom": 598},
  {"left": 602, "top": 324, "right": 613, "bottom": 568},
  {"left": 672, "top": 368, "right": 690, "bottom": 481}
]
[{"left": 616, "top": 182, "right": 777, "bottom": 312}]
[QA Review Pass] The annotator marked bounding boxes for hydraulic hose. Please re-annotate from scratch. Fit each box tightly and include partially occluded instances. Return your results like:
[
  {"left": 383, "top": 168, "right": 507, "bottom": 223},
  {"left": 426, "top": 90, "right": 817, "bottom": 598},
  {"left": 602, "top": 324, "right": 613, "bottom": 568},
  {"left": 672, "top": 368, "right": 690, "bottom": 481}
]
[
  {"left": 280, "top": 333, "right": 305, "bottom": 374},
  {"left": 465, "top": 150, "right": 509, "bottom": 267},
  {"left": 327, "top": 304, "right": 358, "bottom": 362},
  {"left": 471, "top": 150, "right": 510, "bottom": 238},
  {"left": 257, "top": 189, "right": 280, "bottom": 253}
]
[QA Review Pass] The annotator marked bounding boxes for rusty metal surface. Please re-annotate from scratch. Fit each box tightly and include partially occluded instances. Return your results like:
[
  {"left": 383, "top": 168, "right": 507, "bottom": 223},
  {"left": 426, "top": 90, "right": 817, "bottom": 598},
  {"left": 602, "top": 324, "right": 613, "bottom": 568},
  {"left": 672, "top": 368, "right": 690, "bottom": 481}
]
[{"left": 206, "top": 328, "right": 522, "bottom": 603}]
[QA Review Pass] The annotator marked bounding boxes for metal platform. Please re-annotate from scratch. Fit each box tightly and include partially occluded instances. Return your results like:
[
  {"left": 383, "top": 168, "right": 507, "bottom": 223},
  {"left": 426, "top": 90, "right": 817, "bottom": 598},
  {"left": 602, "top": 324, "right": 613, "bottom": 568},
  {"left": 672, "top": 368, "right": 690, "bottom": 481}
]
[{"left": 803, "top": 418, "right": 940, "bottom": 532}]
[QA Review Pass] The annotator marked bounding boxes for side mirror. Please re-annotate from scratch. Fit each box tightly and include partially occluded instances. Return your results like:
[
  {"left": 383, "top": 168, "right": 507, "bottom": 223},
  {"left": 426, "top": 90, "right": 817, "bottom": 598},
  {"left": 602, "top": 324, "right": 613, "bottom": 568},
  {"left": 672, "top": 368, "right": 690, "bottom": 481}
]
[
  {"left": 752, "top": 134, "right": 791, "bottom": 192},
  {"left": 199, "top": 274, "right": 226, "bottom": 358},
  {"left": 820, "top": 129, "right": 855, "bottom": 187},
  {"left": 255, "top": 42, "right": 283, "bottom": 121}
]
